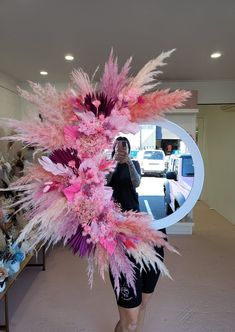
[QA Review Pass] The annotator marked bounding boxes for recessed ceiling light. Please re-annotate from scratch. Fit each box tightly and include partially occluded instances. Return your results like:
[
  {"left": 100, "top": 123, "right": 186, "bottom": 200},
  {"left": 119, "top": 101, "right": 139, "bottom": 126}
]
[
  {"left": 210, "top": 52, "right": 222, "bottom": 59},
  {"left": 65, "top": 54, "right": 74, "bottom": 61},
  {"left": 40, "top": 70, "right": 48, "bottom": 75}
]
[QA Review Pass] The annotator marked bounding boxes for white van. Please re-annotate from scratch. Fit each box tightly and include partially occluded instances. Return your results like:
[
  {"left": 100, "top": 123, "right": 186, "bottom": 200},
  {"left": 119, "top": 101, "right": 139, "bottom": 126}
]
[{"left": 138, "top": 149, "right": 166, "bottom": 176}]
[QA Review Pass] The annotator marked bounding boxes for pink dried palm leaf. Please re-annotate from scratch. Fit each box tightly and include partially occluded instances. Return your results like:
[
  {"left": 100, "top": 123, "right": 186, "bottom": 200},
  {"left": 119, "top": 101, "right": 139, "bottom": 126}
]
[
  {"left": 100, "top": 50, "right": 132, "bottom": 100},
  {"left": 127, "top": 49, "right": 175, "bottom": 96},
  {"left": 39, "top": 156, "right": 73, "bottom": 177},
  {"left": 129, "top": 89, "right": 191, "bottom": 122}
]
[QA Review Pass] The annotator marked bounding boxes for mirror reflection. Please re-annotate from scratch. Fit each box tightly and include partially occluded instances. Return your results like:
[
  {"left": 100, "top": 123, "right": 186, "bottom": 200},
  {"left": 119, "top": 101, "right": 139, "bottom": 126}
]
[{"left": 120, "top": 124, "right": 195, "bottom": 220}]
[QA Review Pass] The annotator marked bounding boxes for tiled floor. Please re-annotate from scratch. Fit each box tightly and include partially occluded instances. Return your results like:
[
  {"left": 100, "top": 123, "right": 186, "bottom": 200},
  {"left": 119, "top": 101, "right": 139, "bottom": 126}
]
[{"left": 1, "top": 201, "right": 235, "bottom": 332}]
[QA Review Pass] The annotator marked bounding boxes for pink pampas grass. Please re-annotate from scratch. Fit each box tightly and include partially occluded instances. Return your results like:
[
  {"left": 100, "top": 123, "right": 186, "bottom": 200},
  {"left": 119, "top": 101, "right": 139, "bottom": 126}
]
[
  {"left": 129, "top": 89, "right": 192, "bottom": 122},
  {"left": 100, "top": 50, "right": 132, "bottom": 100}
]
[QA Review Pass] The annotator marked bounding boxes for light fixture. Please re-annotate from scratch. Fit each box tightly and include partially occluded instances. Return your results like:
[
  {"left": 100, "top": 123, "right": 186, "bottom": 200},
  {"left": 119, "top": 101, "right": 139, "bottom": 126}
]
[
  {"left": 40, "top": 71, "right": 48, "bottom": 76},
  {"left": 210, "top": 52, "right": 222, "bottom": 59},
  {"left": 65, "top": 54, "right": 74, "bottom": 61}
]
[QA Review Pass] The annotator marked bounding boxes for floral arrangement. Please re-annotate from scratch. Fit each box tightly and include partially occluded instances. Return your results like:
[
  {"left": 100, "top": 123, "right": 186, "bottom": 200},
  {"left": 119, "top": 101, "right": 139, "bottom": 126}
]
[{"left": 1, "top": 50, "right": 191, "bottom": 295}]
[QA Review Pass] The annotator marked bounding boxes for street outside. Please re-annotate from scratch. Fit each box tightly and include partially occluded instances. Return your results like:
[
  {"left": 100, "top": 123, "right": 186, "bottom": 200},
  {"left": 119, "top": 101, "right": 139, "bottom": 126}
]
[{"left": 137, "top": 176, "right": 166, "bottom": 220}]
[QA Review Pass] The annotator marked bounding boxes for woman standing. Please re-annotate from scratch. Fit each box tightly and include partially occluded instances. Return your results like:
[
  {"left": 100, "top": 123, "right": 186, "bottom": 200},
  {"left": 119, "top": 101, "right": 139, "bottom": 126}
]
[{"left": 108, "top": 137, "right": 164, "bottom": 332}]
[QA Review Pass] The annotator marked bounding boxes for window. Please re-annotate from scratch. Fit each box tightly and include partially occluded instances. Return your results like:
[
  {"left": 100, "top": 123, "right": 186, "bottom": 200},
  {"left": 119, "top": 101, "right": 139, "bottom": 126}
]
[
  {"left": 182, "top": 156, "right": 194, "bottom": 177},
  {"left": 143, "top": 151, "right": 164, "bottom": 160},
  {"left": 173, "top": 159, "right": 179, "bottom": 175}
]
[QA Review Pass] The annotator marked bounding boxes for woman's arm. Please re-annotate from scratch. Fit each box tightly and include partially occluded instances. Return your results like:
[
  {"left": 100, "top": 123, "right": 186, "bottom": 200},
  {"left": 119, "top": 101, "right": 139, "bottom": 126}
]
[
  {"left": 112, "top": 148, "right": 141, "bottom": 187},
  {"left": 126, "top": 159, "right": 141, "bottom": 187}
]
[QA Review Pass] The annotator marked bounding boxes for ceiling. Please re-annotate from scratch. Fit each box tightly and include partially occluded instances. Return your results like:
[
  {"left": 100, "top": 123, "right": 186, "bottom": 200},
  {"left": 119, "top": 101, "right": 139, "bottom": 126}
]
[{"left": 0, "top": 0, "right": 235, "bottom": 83}]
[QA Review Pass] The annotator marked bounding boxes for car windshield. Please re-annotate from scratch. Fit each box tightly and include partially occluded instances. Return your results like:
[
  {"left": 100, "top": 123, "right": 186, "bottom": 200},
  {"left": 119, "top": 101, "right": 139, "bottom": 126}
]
[
  {"left": 182, "top": 156, "right": 194, "bottom": 177},
  {"left": 143, "top": 151, "right": 164, "bottom": 160}
]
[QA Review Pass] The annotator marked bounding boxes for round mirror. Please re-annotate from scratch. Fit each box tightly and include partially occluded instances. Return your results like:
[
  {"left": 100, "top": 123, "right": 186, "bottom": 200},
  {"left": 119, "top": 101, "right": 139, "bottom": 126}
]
[{"left": 119, "top": 117, "right": 204, "bottom": 230}]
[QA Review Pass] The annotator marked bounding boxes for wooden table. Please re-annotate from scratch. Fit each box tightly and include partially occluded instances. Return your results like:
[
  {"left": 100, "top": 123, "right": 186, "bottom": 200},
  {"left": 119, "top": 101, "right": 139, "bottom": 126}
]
[{"left": 0, "top": 246, "right": 46, "bottom": 332}]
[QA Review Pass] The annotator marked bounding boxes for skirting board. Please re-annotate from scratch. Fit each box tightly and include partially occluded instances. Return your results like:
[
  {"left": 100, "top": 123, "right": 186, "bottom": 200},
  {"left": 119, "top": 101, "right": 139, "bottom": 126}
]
[{"left": 166, "top": 222, "right": 194, "bottom": 235}]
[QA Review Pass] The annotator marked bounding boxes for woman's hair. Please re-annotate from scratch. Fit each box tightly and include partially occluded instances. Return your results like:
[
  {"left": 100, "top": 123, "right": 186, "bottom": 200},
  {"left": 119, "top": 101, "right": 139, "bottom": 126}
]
[{"left": 111, "top": 136, "right": 131, "bottom": 158}]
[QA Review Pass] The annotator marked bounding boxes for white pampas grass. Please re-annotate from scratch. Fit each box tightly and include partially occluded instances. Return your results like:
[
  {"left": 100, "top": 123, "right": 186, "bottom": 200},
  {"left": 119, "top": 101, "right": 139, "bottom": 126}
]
[
  {"left": 71, "top": 68, "right": 95, "bottom": 96},
  {"left": 16, "top": 197, "right": 68, "bottom": 250},
  {"left": 129, "top": 243, "right": 172, "bottom": 279},
  {"left": 128, "top": 49, "right": 175, "bottom": 95}
]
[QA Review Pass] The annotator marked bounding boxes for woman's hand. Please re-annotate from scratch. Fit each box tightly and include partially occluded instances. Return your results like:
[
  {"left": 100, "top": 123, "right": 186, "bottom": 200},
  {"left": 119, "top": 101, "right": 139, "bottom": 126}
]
[{"left": 114, "top": 150, "right": 130, "bottom": 164}]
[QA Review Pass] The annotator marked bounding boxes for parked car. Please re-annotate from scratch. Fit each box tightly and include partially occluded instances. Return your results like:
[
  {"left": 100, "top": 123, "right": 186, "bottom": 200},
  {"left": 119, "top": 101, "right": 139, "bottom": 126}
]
[
  {"left": 164, "top": 154, "right": 194, "bottom": 214},
  {"left": 164, "top": 155, "right": 171, "bottom": 170},
  {"left": 137, "top": 149, "right": 166, "bottom": 176}
]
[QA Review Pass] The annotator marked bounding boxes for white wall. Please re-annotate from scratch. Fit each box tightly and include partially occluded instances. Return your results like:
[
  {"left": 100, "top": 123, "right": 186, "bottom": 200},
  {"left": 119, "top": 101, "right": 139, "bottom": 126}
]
[
  {"left": 0, "top": 72, "right": 22, "bottom": 156},
  {"left": 0, "top": 71, "right": 21, "bottom": 121},
  {"left": 163, "top": 81, "right": 235, "bottom": 225},
  {"left": 197, "top": 105, "right": 235, "bottom": 224},
  {"left": 165, "top": 110, "right": 197, "bottom": 139},
  {"left": 162, "top": 80, "right": 235, "bottom": 104}
]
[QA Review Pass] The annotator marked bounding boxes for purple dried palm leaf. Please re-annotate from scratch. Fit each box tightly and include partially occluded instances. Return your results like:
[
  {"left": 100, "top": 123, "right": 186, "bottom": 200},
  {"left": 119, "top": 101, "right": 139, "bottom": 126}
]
[
  {"left": 84, "top": 93, "right": 115, "bottom": 118},
  {"left": 68, "top": 225, "right": 93, "bottom": 256},
  {"left": 50, "top": 148, "right": 81, "bottom": 168}
]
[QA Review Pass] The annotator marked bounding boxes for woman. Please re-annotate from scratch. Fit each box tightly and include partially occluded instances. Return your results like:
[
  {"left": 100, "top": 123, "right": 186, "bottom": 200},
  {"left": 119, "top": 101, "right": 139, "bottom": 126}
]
[{"left": 108, "top": 137, "right": 164, "bottom": 332}]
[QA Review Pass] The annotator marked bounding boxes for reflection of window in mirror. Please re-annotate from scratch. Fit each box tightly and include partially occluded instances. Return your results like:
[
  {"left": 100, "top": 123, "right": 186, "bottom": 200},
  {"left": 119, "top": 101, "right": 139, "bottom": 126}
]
[
  {"left": 182, "top": 156, "right": 194, "bottom": 177},
  {"left": 173, "top": 160, "right": 179, "bottom": 176},
  {"left": 138, "top": 118, "right": 204, "bottom": 230}
]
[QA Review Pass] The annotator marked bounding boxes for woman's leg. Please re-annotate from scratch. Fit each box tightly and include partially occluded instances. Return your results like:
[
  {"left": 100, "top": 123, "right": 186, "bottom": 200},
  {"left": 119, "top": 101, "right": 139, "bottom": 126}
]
[
  {"left": 115, "top": 305, "right": 141, "bottom": 332},
  {"left": 136, "top": 293, "right": 153, "bottom": 332},
  {"left": 136, "top": 246, "right": 165, "bottom": 331},
  {"left": 110, "top": 260, "right": 142, "bottom": 332}
]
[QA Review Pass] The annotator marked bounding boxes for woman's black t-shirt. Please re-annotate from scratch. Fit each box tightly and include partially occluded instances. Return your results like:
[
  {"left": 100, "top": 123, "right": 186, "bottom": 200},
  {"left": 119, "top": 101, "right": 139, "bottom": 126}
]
[{"left": 108, "top": 161, "right": 141, "bottom": 212}]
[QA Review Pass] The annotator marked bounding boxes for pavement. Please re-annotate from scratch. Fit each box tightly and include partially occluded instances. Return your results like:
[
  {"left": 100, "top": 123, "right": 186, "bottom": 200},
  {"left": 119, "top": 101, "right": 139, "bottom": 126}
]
[{"left": 137, "top": 176, "right": 167, "bottom": 220}]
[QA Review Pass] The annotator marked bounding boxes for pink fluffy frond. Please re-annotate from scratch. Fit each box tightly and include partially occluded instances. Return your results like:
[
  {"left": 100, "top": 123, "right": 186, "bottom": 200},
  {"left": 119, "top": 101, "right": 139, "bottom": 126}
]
[
  {"left": 1, "top": 118, "right": 66, "bottom": 150},
  {"left": 100, "top": 50, "right": 132, "bottom": 100},
  {"left": 127, "top": 49, "right": 175, "bottom": 95},
  {"left": 16, "top": 196, "right": 69, "bottom": 250},
  {"left": 115, "top": 212, "right": 168, "bottom": 247},
  {"left": 94, "top": 243, "right": 109, "bottom": 280},
  {"left": 130, "top": 243, "right": 172, "bottom": 278},
  {"left": 18, "top": 82, "right": 70, "bottom": 124},
  {"left": 11, "top": 165, "right": 66, "bottom": 188},
  {"left": 109, "top": 243, "right": 136, "bottom": 297},
  {"left": 129, "top": 89, "right": 192, "bottom": 122},
  {"left": 71, "top": 68, "right": 96, "bottom": 96}
]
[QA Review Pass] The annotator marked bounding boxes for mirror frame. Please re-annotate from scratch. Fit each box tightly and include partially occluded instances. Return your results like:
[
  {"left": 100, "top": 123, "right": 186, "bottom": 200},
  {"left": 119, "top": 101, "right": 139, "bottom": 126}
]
[{"left": 141, "top": 117, "right": 205, "bottom": 230}]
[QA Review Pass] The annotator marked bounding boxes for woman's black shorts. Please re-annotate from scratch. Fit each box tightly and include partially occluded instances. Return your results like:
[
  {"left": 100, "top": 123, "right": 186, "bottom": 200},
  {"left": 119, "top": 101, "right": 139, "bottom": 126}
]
[{"left": 109, "top": 245, "right": 164, "bottom": 309}]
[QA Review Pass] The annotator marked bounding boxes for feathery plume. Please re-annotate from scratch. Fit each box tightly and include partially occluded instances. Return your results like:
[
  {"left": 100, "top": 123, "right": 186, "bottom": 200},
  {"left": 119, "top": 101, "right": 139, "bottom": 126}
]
[{"left": 128, "top": 49, "right": 175, "bottom": 95}]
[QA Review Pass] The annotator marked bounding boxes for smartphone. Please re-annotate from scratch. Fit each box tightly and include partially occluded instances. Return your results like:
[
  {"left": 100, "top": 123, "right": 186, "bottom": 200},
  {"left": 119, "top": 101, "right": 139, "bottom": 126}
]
[{"left": 115, "top": 140, "right": 127, "bottom": 154}]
